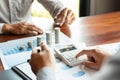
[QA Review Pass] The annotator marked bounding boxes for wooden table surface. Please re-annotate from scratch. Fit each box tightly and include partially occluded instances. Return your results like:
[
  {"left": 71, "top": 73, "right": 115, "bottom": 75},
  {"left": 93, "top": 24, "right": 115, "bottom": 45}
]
[
  {"left": 70, "top": 12, "right": 120, "bottom": 46},
  {"left": 0, "top": 12, "right": 120, "bottom": 71}
]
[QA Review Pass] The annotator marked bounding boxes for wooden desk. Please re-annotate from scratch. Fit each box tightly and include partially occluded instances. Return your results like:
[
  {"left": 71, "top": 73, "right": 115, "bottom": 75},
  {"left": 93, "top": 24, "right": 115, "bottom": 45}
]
[
  {"left": 0, "top": 12, "right": 120, "bottom": 71},
  {"left": 70, "top": 12, "right": 120, "bottom": 46}
]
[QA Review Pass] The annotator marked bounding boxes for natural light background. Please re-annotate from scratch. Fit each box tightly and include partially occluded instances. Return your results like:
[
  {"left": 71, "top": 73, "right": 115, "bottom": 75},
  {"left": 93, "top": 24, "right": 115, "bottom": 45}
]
[{"left": 31, "top": 0, "right": 79, "bottom": 18}]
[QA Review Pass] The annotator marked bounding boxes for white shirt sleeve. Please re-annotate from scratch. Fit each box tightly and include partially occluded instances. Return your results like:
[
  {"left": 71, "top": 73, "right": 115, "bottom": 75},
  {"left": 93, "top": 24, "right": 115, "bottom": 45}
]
[
  {"left": 36, "top": 67, "right": 55, "bottom": 80},
  {"left": 37, "top": 0, "right": 65, "bottom": 18},
  {"left": 93, "top": 52, "right": 120, "bottom": 80},
  {"left": 0, "top": 23, "right": 4, "bottom": 34}
]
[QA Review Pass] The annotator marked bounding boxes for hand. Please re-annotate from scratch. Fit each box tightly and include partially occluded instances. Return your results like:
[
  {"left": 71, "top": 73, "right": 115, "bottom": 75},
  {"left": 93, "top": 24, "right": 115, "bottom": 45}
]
[
  {"left": 29, "top": 43, "right": 55, "bottom": 74},
  {"left": 2, "top": 22, "right": 43, "bottom": 35},
  {"left": 76, "top": 49, "right": 110, "bottom": 70},
  {"left": 59, "top": 23, "right": 71, "bottom": 37},
  {"left": 54, "top": 8, "right": 75, "bottom": 26}
]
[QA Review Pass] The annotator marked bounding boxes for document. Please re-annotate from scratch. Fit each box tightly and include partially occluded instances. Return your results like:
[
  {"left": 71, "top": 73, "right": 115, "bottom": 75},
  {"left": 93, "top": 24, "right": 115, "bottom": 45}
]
[
  {"left": 13, "top": 59, "right": 92, "bottom": 80},
  {"left": 13, "top": 42, "right": 120, "bottom": 80},
  {"left": 0, "top": 32, "right": 85, "bottom": 70}
]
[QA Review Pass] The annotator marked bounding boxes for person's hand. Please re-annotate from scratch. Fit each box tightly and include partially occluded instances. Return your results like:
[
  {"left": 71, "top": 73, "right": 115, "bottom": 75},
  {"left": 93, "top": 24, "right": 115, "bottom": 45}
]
[
  {"left": 29, "top": 43, "right": 55, "bottom": 74},
  {"left": 76, "top": 49, "right": 110, "bottom": 70},
  {"left": 54, "top": 8, "right": 75, "bottom": 26},
  {"left": 2, "top": 22, "right": 43, "bottom": 35}
]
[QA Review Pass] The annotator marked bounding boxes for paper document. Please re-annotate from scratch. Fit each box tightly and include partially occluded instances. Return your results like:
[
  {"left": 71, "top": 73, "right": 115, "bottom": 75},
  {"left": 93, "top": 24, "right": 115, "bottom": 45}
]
[{"left": 15, "top": 58, "right": 92, "bottom": 80}]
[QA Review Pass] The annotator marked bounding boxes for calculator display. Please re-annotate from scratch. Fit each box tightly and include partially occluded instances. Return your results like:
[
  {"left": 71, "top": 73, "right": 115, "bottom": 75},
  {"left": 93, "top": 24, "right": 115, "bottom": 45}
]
[{"left": 59, "top": 45, "right": 76, "bottom": 53}]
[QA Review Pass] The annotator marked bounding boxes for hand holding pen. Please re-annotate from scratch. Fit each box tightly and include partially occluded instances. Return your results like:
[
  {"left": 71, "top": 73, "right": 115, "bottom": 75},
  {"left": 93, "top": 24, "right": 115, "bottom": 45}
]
[{"left": 29, "top": 42, "right": 56, "bottom": 74}]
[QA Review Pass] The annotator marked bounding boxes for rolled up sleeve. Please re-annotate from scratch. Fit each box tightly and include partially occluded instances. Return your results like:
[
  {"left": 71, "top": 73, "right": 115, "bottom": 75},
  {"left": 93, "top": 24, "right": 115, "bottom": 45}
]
[{"left": 37, "top": 67, "right": 55, "bottom": 80}]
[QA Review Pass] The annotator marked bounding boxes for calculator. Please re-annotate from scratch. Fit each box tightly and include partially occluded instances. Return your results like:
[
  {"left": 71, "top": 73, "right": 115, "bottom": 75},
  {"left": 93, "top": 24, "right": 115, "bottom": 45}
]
[{"left": 54, "top": 44, "right": 87, "bottom": 66}]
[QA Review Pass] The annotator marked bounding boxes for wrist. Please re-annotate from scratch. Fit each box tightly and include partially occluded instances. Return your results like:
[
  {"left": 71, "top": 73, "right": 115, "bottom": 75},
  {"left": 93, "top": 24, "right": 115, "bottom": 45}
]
[
  {"left": 2, "top": 24, "right": 12, "bottom": 33},
  {"left": 37, "top": 66, "right": 55, "bottom": 73},
  {"left": 36, "top": 65, "right": 55, "bottom": 74},
  {"left": 36, "top": 67, "right": 55, "bottom": 80}
]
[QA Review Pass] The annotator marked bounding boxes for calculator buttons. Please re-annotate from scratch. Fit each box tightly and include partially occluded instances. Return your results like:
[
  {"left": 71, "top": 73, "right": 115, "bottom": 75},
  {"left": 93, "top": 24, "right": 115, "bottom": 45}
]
[{"left": 55, "top": 46, "right": 86, "bottom": 66}]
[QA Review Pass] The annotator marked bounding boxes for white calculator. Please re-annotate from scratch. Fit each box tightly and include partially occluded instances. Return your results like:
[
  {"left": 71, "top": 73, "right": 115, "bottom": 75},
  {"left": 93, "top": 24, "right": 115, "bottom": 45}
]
[{"left": 54, "top": 44, "right": 87, "bottom": 66}]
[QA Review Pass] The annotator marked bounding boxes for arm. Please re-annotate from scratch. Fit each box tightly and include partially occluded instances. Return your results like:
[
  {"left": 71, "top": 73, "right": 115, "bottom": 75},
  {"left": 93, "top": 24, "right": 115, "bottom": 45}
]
[
  {"left": 37, "top": 0, "right": 75, "bottom": 26},
  {"left": 37, "top": 0, "right": 65, "bottom": 18}
]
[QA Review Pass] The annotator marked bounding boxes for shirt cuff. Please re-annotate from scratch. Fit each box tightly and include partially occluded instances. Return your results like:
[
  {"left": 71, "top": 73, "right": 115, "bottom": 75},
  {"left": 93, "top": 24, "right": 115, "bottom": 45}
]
[
  {"left": 0, "top": 23, "right": 4, "bottom": 34},
  {"left": 36, "top": 67, "right": 55, "bottom": 80}
]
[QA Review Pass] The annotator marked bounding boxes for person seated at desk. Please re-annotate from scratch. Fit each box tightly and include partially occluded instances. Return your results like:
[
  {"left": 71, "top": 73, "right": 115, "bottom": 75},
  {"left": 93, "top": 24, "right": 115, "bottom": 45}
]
[
  {"left": 0, "top": 0, "right": 75, "bottom": 35},
  {"left": 29, "top": 43, "right": 120, "bottom": 80}
]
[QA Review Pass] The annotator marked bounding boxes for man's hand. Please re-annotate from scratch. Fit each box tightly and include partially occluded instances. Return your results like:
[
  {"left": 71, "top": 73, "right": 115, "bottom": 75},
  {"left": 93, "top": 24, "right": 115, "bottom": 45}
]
[
  {"left": 54, "top": 8, "right": 75, "bottom": 26},
  {"left": 76, "top": 49, "right": 110, "bottom": 70},
  {"left": 2, "top": 22, "right": 43, "bottom": 35},
  {"left": 29, "top": 43, "right": 55, "bottom": 74}
]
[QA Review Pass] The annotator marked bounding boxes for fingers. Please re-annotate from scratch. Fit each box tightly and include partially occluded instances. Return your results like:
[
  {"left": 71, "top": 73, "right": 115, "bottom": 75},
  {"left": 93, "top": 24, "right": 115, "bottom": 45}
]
[
  {"left": 20, "top": 22, "right": 43, "bottom": 35},
  {"left": 31, "top": 25, "right": 43, "bottom": 34},
  {"left": 68, "top": 14, "right": 76, "bottom": 24},
  {"left": 11, "top": 22, "right": 43, "bottom": 35},
  {"left": 31, "top": 43, "right": 48, "bottom": 55},
  {"left": 54, "top": 8, "right": 75, "bottom": 26},
  {"left": 76, "top": 49, "right": 95, "bottom": 58},
  {"left": 41, "top": 43, "right": 49, "bottom": 51},
  {"left": 60, "top": 8, "right": 68, "bottom": 26},
  {"left": 31, "top": 51, "right": 39, "bottom": 61},
  {"left": 27, "top": 25, "right": 43, "bottom": 34},
  {"left": 66, "top": 10, "right": 75, "bottom": 24},
  {"left": 26, "top": 31, "right": 38, "bottom": 36},
  {"left": 56, "top": 8, "right": 68, "bottom": 25},
  {"left": 82, "top": 61, "right": 98, "bottom": 70},
  {"left": 54, "top": 8, "right": 69, "bottom": 26}
]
